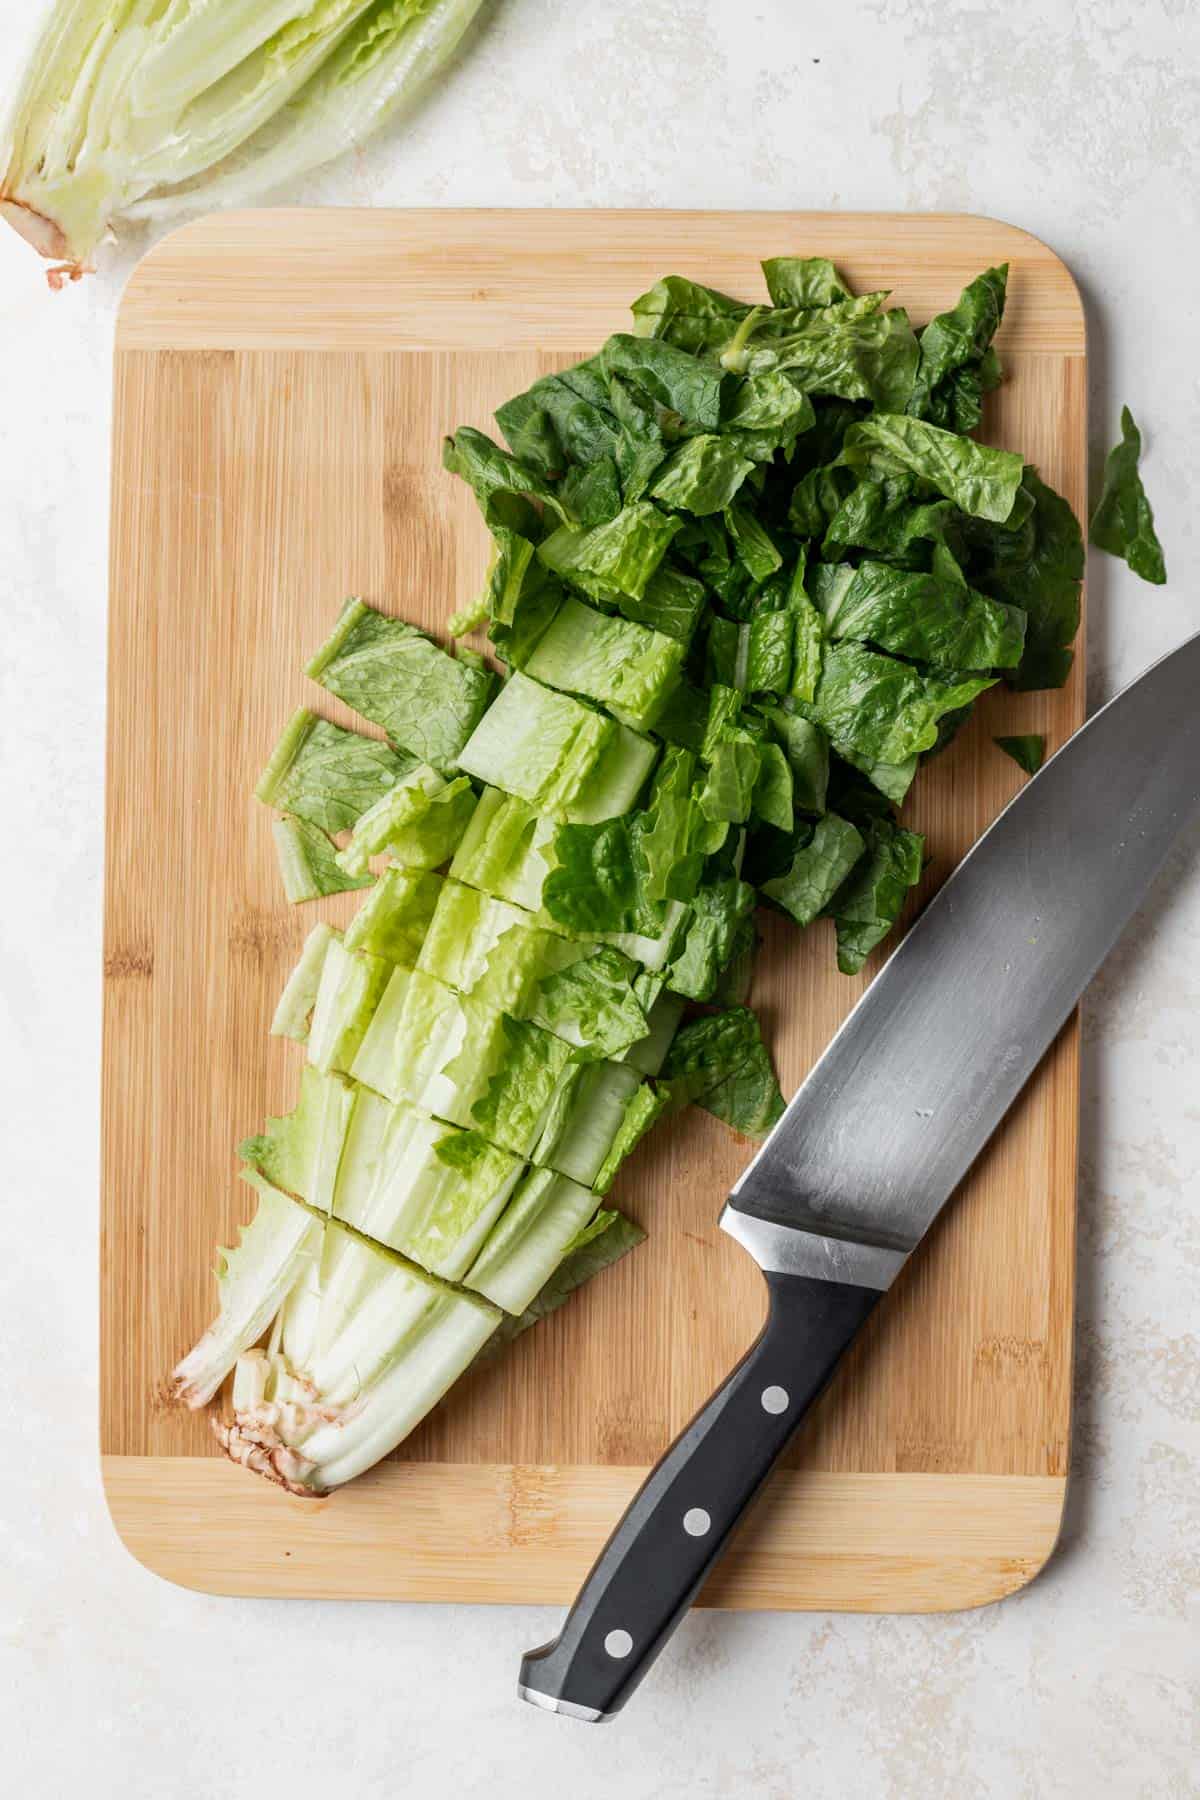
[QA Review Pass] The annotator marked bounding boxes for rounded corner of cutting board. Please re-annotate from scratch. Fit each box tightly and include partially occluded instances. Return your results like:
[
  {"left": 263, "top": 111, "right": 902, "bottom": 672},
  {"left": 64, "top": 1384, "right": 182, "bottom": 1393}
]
[{"left": 101, "top": 1454, "right": 229, "bottom": 1597}]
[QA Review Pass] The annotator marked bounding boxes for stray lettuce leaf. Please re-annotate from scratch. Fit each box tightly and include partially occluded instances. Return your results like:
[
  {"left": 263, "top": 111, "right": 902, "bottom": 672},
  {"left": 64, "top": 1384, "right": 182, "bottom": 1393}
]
[
  {"left": 256, "top": 707, "right": 415, "bottom": 836},
  {"left": 1090, "top": 406, "right": 1167, "bottom": 585},
  {"left": 761, "top": 813, "right": 865, "bottom": 927},
  {"left": 843, "top": 413, "right": 1024, "bottom": 523},
  {"left": 306, "top": 599, "right": 496, "bottom": 773},
  {"left": 272, "top": 814, "right": 373, "bottom": 904},
  {"left": 994, "top": 733, "right": 1045, "bottom": 775},
  {"left": 662, "top": 1005, "right": 785, "bottom": 1137},
  {"left": 827, "top": 815, "right": 925, "bottom": 974}
]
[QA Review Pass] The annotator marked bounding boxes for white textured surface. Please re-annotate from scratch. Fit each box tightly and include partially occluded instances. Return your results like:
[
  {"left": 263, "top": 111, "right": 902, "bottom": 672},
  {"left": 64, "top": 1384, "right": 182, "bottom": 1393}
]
[{"left": 2, "top": 1, "right": 1198, "bottom": 1792}]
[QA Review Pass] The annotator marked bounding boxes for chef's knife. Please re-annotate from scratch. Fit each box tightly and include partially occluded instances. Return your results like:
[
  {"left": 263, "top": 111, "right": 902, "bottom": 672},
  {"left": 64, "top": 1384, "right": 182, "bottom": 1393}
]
[{"left": 519, "top": 628, "right": 1200, "bottom": 1722}]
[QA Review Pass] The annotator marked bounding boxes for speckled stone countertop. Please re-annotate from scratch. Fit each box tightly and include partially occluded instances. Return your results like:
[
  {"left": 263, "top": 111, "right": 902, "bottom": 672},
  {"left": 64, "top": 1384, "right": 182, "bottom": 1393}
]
[{"left": 2, "top": 2, "right": 1196, "bottom": 1793}]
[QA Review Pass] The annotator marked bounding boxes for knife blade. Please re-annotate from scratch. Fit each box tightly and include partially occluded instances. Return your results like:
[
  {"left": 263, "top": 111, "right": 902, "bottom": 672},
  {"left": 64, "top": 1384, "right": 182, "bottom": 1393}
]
[{"left": 519, "top": 628, "right": 1200, "bottom": 1722}]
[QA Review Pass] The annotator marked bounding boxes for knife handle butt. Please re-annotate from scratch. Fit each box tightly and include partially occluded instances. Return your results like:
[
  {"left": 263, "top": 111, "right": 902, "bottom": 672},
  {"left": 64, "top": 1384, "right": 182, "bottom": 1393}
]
[{"left": 518, "top": 1271, "right": 879, "bottom": 1721}]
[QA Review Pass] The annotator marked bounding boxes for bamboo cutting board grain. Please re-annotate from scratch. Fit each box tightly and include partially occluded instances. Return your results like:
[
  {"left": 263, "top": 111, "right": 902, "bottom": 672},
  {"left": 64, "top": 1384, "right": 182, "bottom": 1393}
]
[{"left": 103, "top": 210, "right": 1084, "bottom": 1607}]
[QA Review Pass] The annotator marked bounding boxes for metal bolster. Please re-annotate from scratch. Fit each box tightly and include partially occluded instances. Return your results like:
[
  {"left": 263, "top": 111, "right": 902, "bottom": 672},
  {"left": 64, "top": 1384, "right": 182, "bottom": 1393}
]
[
  {"left": 719, "top": 1204, "right": 907, "bottom": 1292},
  {"left": 517, "top": 1686, "right": 612, "bottom": 1723}
]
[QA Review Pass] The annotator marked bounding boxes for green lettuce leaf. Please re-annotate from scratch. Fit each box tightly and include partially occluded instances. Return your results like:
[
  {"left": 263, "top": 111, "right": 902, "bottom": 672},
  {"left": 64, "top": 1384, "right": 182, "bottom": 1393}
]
[
  {"left": 1090, "top": 406, "right": 1167, "bottom": 585},
  {"left": 630, "top": 275, "right": 750, "bottom": 355},
  {"left": 522, "top": 594, "right": 685, "bottom": 732},
  {"left": 744, "top": 303, "right": 919, "bottom": 413},
  {"left": 240, "top": 1065, "right": 356, "bottom": 1215},
  {"left": 306, "top": 599, "right": 496, "bottom": 772},
  {"left": 761, "top": 257, "right": 852, "bottom": 309},
  {"left": 464, "top": 1167, "right": 600, "bottom": 1315},
  {"left": 342, "top": 866, "right": 444, "bottom": 965},
  {"left": 827, "top": 815, "right": 925, "bottom": 974},
  {"left": 908, "top": 264, "right": 1008, "bottom": 426},
  {"left": 666, "top": 874, "right": 756, "bottom": 1001},
  {"left": 537, "top": 503, "right": 683, "bottom": 607},
  {"left": 662, "top": 1005, "right": 785, "bottom": 1137},
  {"left": 842, "top": 413, "right": 1024, "bottom": 523},
  {"left": 760, "top": 706, "right": 829, "bottom": 814},
  {"left": 256, "top": 707, "right": 415, "bottom": 835},
  {"left": 456, "top": 672, "right": 658, "bottom": 823},
  {"left": 966, "top": 468, "right": 1084, "bottom": 690},
  {"left": 442, "top": 425, "right": 574, "bottom": 530},
  {"left": 601, "top": 333, "right": 726, "bottom": 429},
  {"left": 649, "top": 435, "right": 756, "bottom": 515},
  {"left": 335, "top": 765, "right": 477, "bottom": 876},
  {"left": 760, "top": 813, "right": 865, "bottom": 927},
  {"left": 530, "top": 948, "right": 651, "bottom": 1061},
  {"left": 799, "top": 643, "right": 995, "bottom": 765},
  {"left": 822, "top": 473, "right": 960, "bottom": 564},
  {"left": 477, "top": 1209, "right": 646, "bottom": 1357},
  {"left": 994, "top": 733, "right": 1045, "bottom": 775},
  {"left": 809, "top": 560, "right": 1026, "bottom": 670},
  {"left": 272, "top": 814, "right": 373, "bottom": 903}
]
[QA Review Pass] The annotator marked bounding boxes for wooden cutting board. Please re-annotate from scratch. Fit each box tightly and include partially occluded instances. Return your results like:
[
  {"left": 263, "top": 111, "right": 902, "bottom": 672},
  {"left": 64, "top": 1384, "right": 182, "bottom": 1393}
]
[{"left": 103, "top": 210, "right": 1084, "bottom": 1608}]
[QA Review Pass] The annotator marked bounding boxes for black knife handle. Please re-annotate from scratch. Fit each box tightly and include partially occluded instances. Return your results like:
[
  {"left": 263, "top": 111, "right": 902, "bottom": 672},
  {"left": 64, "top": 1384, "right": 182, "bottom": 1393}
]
[{"left": 519, "top": 1270, "right": 880, "bottom": 1720}]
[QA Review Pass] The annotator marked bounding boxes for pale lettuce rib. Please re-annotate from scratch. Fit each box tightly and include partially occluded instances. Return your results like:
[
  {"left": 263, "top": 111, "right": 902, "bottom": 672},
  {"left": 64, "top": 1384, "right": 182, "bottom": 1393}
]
[
  {"left": 217, "top": 1221, "right": 500, "bottom": 1495},
  {"left": 329, "top": 1089, "right": 524, "bottom": 1281},
  {"left": 171, "top": 1175, "right": 322, "bottom": 1409},
  {"left": 464, "top": 1168, "right": 599, "bottom": 1317}
]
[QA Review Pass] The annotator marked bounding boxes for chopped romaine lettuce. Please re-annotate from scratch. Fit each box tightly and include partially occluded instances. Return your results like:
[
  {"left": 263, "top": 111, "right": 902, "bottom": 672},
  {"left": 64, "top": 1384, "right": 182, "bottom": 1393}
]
[
  {"left": 464, "top": 1168, "right": 600, "bottom": 1316},
  {"left": 272, "top": 815, "right": 373, "bottom": 903},
  {"left": 456, "top": 672, "right": 657, "bottom": 822},
  {"left": 329, "top": 1093, "right": 524, "bottom": 1281},
  {"left": 342, "top": 865, "right": 444, "bottom": 963},
  {"left": 306, "top": 940, "right": 392, "bottom": 1076},
  {"left": 662, "top": 1006, "right": 785, "bottom": 1137},
  {"left": 271, "top": 923, "right": 339, "bottom": 1042},
  {"left": 256, "top": 707, "right": 415, "bottom": 834},
  {"left": 306, "top": 598, "right": 495, "bottom": 771},
  {"left": 240, "top": 1065, "right": 355, "bottom": 1215},
  {"left": 335, "top": 764, "right": 477, "bottom": 876},
  {"left": 522, "top": 595, "right": 685, "bottom": 732},
  {"left": 217, "top": 1221, "right": 500, "bottom": 1494}
]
